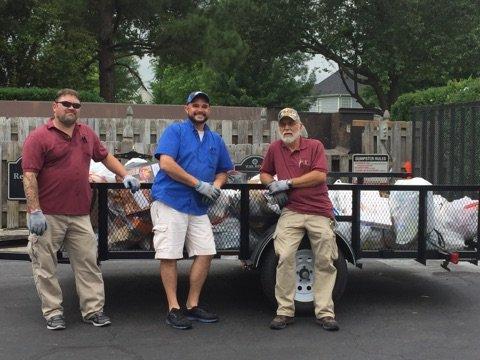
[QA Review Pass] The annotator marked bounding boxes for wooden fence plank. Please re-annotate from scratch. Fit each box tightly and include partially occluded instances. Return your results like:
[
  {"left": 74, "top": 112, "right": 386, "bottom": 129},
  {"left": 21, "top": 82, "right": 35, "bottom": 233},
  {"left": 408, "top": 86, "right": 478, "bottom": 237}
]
[
  {"left": 234, "top": 144, "right": 252, "bottom": 163},
  {"left": 222, "top": 120, "right": 233, "bottom": 144},
  {"left": 139, "top": 119, "right": 151, "bottom": 145},
  {"left": 17, "top": 118, "right": 31, "bottom": 145},
  {"left": 104, "top": 118, "right": 117, "bottom": 142},
  {"left": 0, "top": 117, "right": 11, "bottom": 142},
  {"left": 270, "top": 121, "right": 279, "bottom": 143},
  {"left": 391, "top": 122, "right": 402, "bottom": 172},
  {"left": 237, "top": 120, "right": 249, "bottom": 144}
]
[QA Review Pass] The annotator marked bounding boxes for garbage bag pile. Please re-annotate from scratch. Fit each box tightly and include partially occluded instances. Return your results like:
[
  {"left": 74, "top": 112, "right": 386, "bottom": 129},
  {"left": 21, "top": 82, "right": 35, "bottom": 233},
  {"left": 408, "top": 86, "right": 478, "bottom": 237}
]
[
  {"left": 89, "top": 163, "right": 281, "bottom": 252},
  {"left": 89, "top": 159, "right": 156, "bottom": 251},
  {"left": 330, "top": 178, "right": 478, "bottom": 251}
]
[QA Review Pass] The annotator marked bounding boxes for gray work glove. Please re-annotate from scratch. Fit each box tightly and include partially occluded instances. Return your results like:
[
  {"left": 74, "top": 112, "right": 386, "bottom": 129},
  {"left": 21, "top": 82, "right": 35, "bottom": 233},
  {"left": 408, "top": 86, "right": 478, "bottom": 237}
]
[
  {"left": 195, "top": 181, "right": 221, "bottom": 203},
  {"left": 123, "top": 175, "right": 140, "bottom": 193},
  {"left": 268, "top": 180, "right": 290, "bottom": 195},
  {"left": 272, "top": 192, "right": 289, "bottom": 208},
  {"left": 28, "top": 210, "right": 47, "bottom": 236}
]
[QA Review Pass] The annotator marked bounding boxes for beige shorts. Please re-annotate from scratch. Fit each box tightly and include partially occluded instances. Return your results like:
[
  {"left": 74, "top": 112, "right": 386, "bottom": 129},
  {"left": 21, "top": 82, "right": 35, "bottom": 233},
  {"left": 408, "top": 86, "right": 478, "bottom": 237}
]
[{"left": 150, "top": 200, "right": 216, "bottom": 259}]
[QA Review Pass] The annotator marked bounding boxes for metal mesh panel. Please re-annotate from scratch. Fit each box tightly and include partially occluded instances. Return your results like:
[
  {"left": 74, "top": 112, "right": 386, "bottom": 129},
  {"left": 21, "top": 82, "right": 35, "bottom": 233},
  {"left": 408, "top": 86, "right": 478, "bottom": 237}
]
[
  {"left": 90, "top": 186, "right": 281, "bottom": 253},
  {"left": 211, "top": 189, "right": 279, "bottom": 251},
  {"left": 247, "top": 189, "right": 280, "bottom": 248},
  {"left": 429, "top": 189, "right": 478, "bottom": 252},
  {"left": 332, "top": 186, "right": 478, "bottom": 252},
  {"left": 104, "top": 189, "right": 153, "bottom": 251},
  {"left": 412, "top": 102, "right": 480, "bottom": 187},
  {"left": 209, "top": 189, "right": 241, "bottom": 250}
]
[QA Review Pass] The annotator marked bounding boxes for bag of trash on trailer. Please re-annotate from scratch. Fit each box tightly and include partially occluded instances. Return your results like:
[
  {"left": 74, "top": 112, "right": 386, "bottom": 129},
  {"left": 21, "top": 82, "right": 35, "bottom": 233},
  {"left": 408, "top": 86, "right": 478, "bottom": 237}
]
[
  {"left": 434, "top": 196, "right": 478, "bottom": 248},
  {"left": 389, "top": 177, "right": 435, "bottom": 245},
  {"left": 329, "top": 180, "right": 394, "bottom": 249}
]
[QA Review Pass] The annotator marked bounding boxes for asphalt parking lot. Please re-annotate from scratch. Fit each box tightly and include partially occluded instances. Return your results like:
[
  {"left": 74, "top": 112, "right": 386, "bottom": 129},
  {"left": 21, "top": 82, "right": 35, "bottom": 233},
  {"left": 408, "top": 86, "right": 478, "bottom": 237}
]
[{"left": 1, "top": 258, "right": 480, "bottom": 360}]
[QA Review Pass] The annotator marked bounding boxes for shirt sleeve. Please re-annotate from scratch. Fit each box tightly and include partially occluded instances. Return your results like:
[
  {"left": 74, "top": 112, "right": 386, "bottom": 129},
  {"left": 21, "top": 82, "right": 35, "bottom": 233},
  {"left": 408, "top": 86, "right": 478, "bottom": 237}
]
[
  {"left": 21, "top": 132, "right": 45, "bottom": 173},
  {"left": 155, "top": 124, "right": 180, "bottom": 160},
  {"left": 260, "top": 145, "right": 276, "bottom": 176},
  {"left": 311, "top": 141, "right": 328, "bottom": 173},
  {"left": 215, "top": 139, "right": 234, "bottom": 174},
  {"left": 91, "top": 132, "right": 108, "bottom": 162}
]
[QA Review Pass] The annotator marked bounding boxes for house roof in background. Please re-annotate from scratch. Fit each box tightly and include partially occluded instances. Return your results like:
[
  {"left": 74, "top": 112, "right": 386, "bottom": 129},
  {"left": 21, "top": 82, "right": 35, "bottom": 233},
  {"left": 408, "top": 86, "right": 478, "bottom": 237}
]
[{"left": 312, "top": 71, "right": 365, "bottom": 96}]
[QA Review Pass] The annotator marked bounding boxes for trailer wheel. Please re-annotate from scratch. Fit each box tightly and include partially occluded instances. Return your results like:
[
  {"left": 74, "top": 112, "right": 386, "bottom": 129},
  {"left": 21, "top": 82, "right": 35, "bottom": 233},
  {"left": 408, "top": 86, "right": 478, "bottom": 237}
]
[{"left": 260, "top": 238, "right": 348, "bottom": 314}]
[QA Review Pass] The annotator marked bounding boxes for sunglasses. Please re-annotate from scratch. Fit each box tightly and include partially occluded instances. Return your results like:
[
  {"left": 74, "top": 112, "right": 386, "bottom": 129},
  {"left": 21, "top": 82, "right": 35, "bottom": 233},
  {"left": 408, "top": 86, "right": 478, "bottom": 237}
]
[{"left": 55, "top": 101, "right": 81, "bottom": 109}]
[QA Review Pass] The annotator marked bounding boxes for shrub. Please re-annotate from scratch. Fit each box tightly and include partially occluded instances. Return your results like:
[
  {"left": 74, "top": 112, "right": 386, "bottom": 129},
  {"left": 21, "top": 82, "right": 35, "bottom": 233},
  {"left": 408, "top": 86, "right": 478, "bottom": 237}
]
[
  {"left": 0, "top": 87, "right": 103, "bottom": 102},
  {"left": 391, "top": 78, "right": 480, "bottom": 121}
]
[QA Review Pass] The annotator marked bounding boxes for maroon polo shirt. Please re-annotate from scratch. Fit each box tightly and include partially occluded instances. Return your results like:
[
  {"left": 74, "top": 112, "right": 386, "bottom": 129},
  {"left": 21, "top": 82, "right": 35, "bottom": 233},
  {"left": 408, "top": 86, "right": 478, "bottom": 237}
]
[
  {"left": 22, "top": 119, "right": 108, "bottom": 215},
  {"left": 260, "top": 137, "right": 333, "bottom": 218}
]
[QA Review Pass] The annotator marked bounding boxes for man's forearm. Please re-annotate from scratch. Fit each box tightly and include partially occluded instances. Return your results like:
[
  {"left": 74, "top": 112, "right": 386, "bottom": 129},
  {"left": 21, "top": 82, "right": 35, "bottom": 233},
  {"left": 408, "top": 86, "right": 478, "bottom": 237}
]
[
  {"left": 213, "top": 172, "right": 228, "bottom": 188},
  {"left": 160, "top": 155, "right": 198, "bottom": 187},
  {"left": 290, "top": 170, "right": 326, "bottom": 188},
  {"left": 23, "top": 172, "right": 41, "bottom": 211},
  {"left": 260, "top": 172, "right": 274, "bottom": 185},
  {"left": 101, "top": 153, "right": 128, "bottom": 179}
]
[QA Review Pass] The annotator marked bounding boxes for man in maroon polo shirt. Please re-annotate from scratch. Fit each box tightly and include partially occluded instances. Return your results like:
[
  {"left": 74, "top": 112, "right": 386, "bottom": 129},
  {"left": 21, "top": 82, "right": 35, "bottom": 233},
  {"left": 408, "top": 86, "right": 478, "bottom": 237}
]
[
  {"left": 22, "top": 88, "right": 140, "bottom": 330},
  {"left": 260, "top": 107, "right": 339, "bottom": 331}
]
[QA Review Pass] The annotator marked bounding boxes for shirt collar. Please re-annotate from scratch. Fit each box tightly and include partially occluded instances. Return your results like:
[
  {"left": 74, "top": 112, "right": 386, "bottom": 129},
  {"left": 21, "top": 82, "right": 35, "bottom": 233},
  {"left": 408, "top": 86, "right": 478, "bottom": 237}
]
[
  {"left": 185, "top": 118, "right": 210, "bottom": 132},
  {"left": 46, "top": 117, "right": 82, "bottom": 135}
]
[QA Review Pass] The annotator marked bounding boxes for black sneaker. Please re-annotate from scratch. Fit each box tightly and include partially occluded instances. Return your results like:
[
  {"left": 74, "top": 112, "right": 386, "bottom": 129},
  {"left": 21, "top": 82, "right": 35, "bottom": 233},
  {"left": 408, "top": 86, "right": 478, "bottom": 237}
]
[
  {"left": 83, "top": 311, "right": 111, "bottom": 327},
  {"left": 166, "top": 308, "right": 192, "bottom": 330},
  {"left": 184, "top": 306, "right": 219, "bottom": 323},
  {"left": 46, "top": 314, "right": 66, "bottom": 330}
]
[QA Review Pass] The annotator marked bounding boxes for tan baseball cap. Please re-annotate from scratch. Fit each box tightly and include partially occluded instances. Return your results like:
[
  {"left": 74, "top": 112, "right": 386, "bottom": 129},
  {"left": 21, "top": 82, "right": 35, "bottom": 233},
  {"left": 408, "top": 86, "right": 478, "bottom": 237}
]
[{"left": 278, "top": 108, "right": 301, "bottom": 123}]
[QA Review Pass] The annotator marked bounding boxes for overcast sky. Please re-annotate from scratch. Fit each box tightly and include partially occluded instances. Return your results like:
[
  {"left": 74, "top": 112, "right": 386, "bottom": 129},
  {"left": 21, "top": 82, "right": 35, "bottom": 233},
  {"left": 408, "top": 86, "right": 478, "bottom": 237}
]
[{"left": 138, "top": 54, "right": 338, "bottom": 91}]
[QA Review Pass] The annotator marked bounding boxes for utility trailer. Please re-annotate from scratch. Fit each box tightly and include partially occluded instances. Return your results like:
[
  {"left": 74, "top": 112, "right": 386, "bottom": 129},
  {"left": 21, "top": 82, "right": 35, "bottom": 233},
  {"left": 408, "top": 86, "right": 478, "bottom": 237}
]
[{"left": 2, "top": 173, "right": 479, "bottom": 312}]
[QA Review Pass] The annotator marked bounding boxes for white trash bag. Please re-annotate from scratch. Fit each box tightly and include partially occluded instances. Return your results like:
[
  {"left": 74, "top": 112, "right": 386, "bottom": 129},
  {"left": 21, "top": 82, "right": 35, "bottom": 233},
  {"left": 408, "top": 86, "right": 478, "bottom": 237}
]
[{"left": 389, "top": 177, "right": 435, "bottom": 245}]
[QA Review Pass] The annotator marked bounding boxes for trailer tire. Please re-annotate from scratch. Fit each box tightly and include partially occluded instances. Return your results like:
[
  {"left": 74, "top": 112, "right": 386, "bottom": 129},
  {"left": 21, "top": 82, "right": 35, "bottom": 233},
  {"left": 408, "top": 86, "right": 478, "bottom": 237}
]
[{"left": 260, "top": 239, "right": 348, "bottom": 315}]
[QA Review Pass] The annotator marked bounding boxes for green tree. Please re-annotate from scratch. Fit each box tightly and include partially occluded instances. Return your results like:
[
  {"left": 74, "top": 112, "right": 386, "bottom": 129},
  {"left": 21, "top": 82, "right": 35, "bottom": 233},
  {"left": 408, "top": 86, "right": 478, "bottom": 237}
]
[
  {"left": 0, "top": 0, "right": 207, "bottom": 102},
  {"left": 0, "top": 0, "right": 97, "bottom": 90},
  {"left": 242, "top": 0, "right": 480, "bottom": 112},
  {"left": 152, "top": 0, "right": 316, "bottom": 109}
]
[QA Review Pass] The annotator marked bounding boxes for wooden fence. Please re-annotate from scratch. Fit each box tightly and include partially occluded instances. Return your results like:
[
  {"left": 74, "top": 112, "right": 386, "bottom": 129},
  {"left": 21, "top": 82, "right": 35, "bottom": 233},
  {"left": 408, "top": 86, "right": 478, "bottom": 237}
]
[
  {"left": 0, "top": 108, "right": 353, "bottom": 229},
  {"left": 354, "top": 119, "right": 412, "bottom": 172}
]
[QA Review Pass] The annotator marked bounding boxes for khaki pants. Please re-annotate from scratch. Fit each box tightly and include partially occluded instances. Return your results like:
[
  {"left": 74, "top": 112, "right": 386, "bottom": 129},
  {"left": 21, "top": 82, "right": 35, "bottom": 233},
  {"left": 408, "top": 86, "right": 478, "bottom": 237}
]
[
  {"left": 274, "top": 209, "right": 338, "bottom": 318},
  {"left": 27, "top": 214, "right": 105, "bottom": 320}
]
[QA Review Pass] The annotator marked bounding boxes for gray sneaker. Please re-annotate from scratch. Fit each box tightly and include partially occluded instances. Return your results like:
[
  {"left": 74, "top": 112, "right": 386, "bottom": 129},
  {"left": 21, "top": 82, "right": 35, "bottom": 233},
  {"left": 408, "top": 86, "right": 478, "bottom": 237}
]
[
  {"left": 46, "top": 315, "right": 66, "bottom": 330},
  {"left": 83, "top": 312, "right": 111, "bottom": 327}
]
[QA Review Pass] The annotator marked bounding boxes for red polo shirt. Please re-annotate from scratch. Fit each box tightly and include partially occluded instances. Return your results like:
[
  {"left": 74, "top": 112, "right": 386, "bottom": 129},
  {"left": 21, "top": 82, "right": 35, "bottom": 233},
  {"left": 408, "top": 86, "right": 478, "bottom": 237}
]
[
  {"left": 22, "top": 119, "right": 108, "bottom": 215},
  {"left": 260, "top": 137, "right": 333, "bottom": 218}
]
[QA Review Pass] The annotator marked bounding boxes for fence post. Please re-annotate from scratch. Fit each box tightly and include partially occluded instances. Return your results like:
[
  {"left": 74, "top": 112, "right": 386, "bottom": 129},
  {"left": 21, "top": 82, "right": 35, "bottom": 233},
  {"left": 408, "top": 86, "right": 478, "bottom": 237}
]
[{"left": 120, "top": 106, "right": 134, "bottom": 154}]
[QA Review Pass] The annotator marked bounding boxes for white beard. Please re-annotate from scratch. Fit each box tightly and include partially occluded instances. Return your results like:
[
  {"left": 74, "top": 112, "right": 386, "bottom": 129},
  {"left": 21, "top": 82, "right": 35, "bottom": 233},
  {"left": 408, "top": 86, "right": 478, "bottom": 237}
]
[{"left": 279, "top": 130, "right": 301, "bottom": 145}]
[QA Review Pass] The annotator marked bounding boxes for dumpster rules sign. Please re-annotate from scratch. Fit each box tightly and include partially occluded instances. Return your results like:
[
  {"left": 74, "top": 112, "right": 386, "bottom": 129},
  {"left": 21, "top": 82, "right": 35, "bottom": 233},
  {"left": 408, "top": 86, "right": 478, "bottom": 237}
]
[
  {"left": 352, "top": 154, "right": 389, "bottom": 184},
  {"left": 8, "top": 157, "right": 26, "bottom": 200}
]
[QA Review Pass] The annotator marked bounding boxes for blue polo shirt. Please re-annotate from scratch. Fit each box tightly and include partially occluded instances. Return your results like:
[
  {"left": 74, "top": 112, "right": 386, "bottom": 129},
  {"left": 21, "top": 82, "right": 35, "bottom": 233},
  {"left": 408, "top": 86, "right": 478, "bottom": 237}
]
[{"left": 151, "top": 119, "right": 233, "bottom": 215}]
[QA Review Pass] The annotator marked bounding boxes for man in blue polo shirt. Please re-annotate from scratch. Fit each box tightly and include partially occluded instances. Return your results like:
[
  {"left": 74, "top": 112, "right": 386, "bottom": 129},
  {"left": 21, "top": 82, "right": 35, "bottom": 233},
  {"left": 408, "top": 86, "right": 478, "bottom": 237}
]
[{"left": 150, "top": 91, "right": 233, "bottom": 330}]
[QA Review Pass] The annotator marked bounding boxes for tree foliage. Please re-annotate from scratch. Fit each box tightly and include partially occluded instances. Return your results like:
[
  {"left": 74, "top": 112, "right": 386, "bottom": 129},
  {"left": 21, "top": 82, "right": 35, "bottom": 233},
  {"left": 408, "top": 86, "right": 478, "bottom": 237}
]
[
  {"left": 0, "top": 0, "right": 206, "bottom": 102},
  {"left": 152, "top": 0, "right": 316, "bottom": 109},
  {"left": 242, "top": 0, "right": 480, "bottom": 112}
]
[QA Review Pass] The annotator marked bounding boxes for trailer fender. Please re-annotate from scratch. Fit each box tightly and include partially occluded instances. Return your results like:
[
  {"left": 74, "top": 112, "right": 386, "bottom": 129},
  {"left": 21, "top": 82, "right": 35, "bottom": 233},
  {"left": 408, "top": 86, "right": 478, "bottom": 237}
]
[{"left": 252, "top": 226, "right": 356, "bottom": 268}]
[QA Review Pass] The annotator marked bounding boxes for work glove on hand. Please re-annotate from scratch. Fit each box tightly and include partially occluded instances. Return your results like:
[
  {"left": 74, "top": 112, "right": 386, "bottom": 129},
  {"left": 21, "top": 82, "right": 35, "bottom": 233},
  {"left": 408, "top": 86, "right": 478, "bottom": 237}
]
[
  {"left": 267, "top": 180, "right": 290, "bottom": 195},
  {"left": 123, "top": 175, "right": 140, "bottom": 193},
  {"left": 195, "top": 181, "right": 221, "bottom": 203},
  {"left": 28, "top": 210, "right": 47, "bottom": 236}
]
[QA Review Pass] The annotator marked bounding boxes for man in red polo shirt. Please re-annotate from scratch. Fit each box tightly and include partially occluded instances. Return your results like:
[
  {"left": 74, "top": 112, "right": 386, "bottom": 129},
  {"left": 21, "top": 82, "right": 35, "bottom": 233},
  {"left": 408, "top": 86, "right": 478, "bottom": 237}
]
[
  {"left": 22, "top": 88, "right": 140, "bottom": 330},
  {"left": 260, "top": 108, "right": 339, "bottom": 331}
]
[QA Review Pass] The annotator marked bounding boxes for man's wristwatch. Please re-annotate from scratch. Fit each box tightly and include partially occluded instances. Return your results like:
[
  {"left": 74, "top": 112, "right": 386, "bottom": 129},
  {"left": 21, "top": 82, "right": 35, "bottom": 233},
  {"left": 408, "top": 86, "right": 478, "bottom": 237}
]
[{"left": 287, "top": 179, "right": 293, "bottom": 188}]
